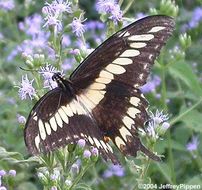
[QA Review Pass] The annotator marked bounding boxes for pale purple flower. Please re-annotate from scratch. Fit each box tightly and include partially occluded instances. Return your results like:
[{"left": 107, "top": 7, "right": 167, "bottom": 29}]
[
  {"left": 62, "top": 58, "right": 73, "bottom": 71},
  {"left": 181, "top": 7, "right": 202, "bottom": 31},
  {"left": 0, "top": 0, "right": 15, "bottom": 11},
  {"left": 43, "top": 0, "right": 71, "bottom": 15},
  {"left": 141, "top": 75, "right": 161, "bottom": 94},
  {"left": 162, "top": 122, "right": 170, "bottom": 130},
  {"left": 19, "top": 14, "right": 43, "bottom": 37},
  {"left": 6, "top": 49, "right": 18, "bottom": 62},
  {"left": 37, "top": 172, "right": 45, "bottom": 179},
  {"left": 43, "top": 11, "right": 62, "bottom": 31},
  {"left": 69, "top": 49, "right": 80, "bottom": 55},
  {"left": 147, "top": 110, "right": 170, "bottom": 140},
  {"left": 51, "top": 0, "right": 72, "bottom": 14},
  {"left": 85, "top": 20, "right": 105, "bottom": 30},
  {"left": 8, "top": 170, "right": 16, "bottom": 177},
  {"left": 0, "top": 186, "right": 7, "bottom": 190},
  {"left": 0, "top": 33, "right": 4, "bottom": 40},
  {"left": 77, "top": 139, "right": 86, "bottom": 148},
  {"left": 0, "top": 170, "right": 6, "bottom": 177},
  {"left": 96, "top": 0, "right": 123, "bottom": 23},
  {"left": 103, "top": 164, "right": 125, "bottom": 178},
  {"left": 188, "top": 7, "right": 202, "bottom": 29},
  {"left": 50, "top": 169, "right": 60, "bottom": 181},
  {"left": 18, "top": 75, "right": 36, "bottom": 100},
  {"left": 186, "top": 136, "right": 199, "bottom": 152},
  {"left": 62, "top": 34, "right": 71, "bottom": 47},
  {"left": 146, "top": 121, "right": 159, "bottom": 140},
  {"left": 39, "top": 64, "right": 61, "bottom": 89},
  {"left": 17, "top": 114, "right": 26, "bottom": 124},
  {"left": 91, "top": 147, "right": 99, "bottom": 156},
  {"left": 70, "top": 17, "right": 86, "bottom": 37},
  {"left": 7, "top": 97, "right": 16, "bottom": 105},
  {"left": 155, "top": 93, "right": 161, "bottom": 99},
  {"left": 14, "top": 32, "right": 49, "bottom": 59},
  {"left": 151, "top": 110, "right": 169, "bottom": 125},
  {"left": 96, "top": 0, "right": 117, "bottom": 14},
  {"left": 71, "top": 163, "right": 79, "bottom": 175},
  {"left": 109, "top": 5, "right": 122, "bottom": 23},
  {"left": 51, "top": 186, "right": 57, "bottom": 190},
  {"left": 83, "top": 150, "right": 91, "bottom": 158}
]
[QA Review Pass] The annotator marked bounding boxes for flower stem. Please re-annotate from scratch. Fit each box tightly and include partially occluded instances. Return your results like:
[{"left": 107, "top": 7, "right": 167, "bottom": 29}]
[
  {"left": 161, "top": 64, "right": 176, "bottom": 184},
  {"left": 123, "top": 0, "right": 136, "bottom": 15},
  {"left": 69, "top": 163, "right": 93, "bottom": 190},
  {"left": 170, "top": 98, "right": 202, "bottom": 125}
]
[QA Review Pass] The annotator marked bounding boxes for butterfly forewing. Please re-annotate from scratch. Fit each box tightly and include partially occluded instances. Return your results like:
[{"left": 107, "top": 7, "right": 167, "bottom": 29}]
[
  {"left": 25, "top": 15, "right": 175, "bottom": 163},
  {"left": 70, "top": 15, "right": 175, "bottom": 89}
]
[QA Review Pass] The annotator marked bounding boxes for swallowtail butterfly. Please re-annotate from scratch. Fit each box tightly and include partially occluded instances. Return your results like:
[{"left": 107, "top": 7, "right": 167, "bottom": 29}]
[{"left": 24, "top": 15, "right": 175, "bottom": 164}]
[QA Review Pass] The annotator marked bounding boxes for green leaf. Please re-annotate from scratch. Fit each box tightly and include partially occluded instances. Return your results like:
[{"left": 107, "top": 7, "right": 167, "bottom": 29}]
[
  {"left": 156, "top": 163, "right": 172, "bottom": 183},
  {"left": 185, "top": 175, "right": 202, "bottom": 185},
  {"left": 169, "top": 61, "right": 202, "bottom": 96},
  {"left": 76, "top": 183, "right": 93, "bottom": 190},
  {"left": 182, "top": 109, "right": 202, "bottom": 132},
  {"left": 16, "top": 182, "right": 38, "bottom": 190}
]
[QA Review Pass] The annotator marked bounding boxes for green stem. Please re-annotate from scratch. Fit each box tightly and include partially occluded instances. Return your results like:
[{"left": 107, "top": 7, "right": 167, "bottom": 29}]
[
  {"left": 161, "top": 66, "right": 167, "bottom": 110},
  {"left": 160, "top": 64, "right": 176, "bottom": 184},
  {"left": 170, "top": 98, "right": 202, "bottom": 125},
  {"left": 69, "top": 163, "right": 93, "bottom": 190},
  {"left": 167, "top": 130, "right": 176, "bottom": 184},
  {"left": 123, "top": 0, "right": 136, "bottom": 15},
  {"left": 119, "top": 0, "right": 124, "bottom": 6},
  {"left": 156, "top": 163, "right": 173, "bottom": 184},
  {"left": 141, "top": 159, "right": 151, "bottom": 179},
  {"left": 195, "top": 151, "right": 202, "bottom": 172}
]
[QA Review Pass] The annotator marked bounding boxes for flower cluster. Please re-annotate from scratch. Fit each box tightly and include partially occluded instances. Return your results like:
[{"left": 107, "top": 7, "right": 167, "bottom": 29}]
[
  {"left": 77, "top": 139, "right": 99, "bottom": 161},
  {"left": 186, "top": 136, "right": 199, "bottom": 152},
  {"left": 7, "top": 14, "right": 50, "bottom": 61},
  {"left": 146, "top": 110, "right": 170, "bottom": 142},
  {"left": 187, "top": 7, "right": 202, "bottom": 29},
  {"left": 103, "top": 164, "right": 125, "bottom": 178},
  {"left": 43, "top": 0, "right": 72, "bottom": 32},
  {"left": 36, "top": 138, "right": 99, "bottom": 189},
  {"left": 0, "top": 169, "right": 16, "bottom": 189},
  {"left": 17, "top": 114, "right": 26, "bottom": 124},
  {"left": 141, "top": 75, "right": 161, "bottom": 94},
  {"left": 0, "top": 0, "right": 15, "bottom": 11},
  {"left": 70, "top": 16, "right": 86, "bottom": 37},
  {"left": 17, "top": 75, "right": 36, "bottom": 100},
  {"left": 96, "top": 0, "right": 123, "bottom": 23},
  {"left": 39, "top": 64, "right": 63, "bottom": 90}
]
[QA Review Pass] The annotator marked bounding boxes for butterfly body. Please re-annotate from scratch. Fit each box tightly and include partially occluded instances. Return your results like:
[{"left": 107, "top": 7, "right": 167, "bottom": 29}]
[{"left": 24, "top": 15, "right": 175, "bottom": 164}]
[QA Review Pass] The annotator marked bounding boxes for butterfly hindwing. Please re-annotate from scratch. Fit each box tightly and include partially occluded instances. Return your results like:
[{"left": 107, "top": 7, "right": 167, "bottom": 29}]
[{"left": 87, "top": 81, "right": 160, "bottom": 161}]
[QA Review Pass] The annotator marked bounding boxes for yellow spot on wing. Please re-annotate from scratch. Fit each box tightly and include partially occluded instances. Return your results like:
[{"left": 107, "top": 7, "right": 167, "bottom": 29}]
[{"left": 105, "top": 64, "right": 125, "bottom": 74}]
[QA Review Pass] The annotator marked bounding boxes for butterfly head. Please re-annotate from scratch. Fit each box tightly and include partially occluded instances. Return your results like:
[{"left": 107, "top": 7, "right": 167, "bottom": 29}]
[
  {"left": 52, "top": 72, "right": 73, "bottom": 91},
  {"left": 52, "top": 72, "right": 63, "bottom": 82}
]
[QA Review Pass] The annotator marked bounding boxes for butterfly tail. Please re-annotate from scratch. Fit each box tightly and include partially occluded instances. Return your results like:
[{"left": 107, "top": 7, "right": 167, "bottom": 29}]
[{"left": 139, "top": 143, "right": 161, "bottom": 161}]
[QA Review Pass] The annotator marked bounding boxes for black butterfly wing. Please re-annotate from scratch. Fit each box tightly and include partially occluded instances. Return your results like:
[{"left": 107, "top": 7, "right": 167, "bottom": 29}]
[
  {"left": 70, "top": 15, "right": 175, "bottom": 89},
  {"left": 71, "top": 15, "right": 175, "bottom": 160},
  {"left": 24, "top": 88, "right": 118, "bottom": 163},
  {"left": 90, "top": 81, "right": 160, "bottom": 160}
]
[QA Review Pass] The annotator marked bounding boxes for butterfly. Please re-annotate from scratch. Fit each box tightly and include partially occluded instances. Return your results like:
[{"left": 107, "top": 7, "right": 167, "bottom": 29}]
[{"left": 24, "top": 15, "right": 175, "bottom": 164}]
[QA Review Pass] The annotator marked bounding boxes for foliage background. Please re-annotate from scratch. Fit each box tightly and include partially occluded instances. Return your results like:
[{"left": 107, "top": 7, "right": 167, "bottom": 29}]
[{"left": 0, "top": 0, "right": 202, "bottom": 189}]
